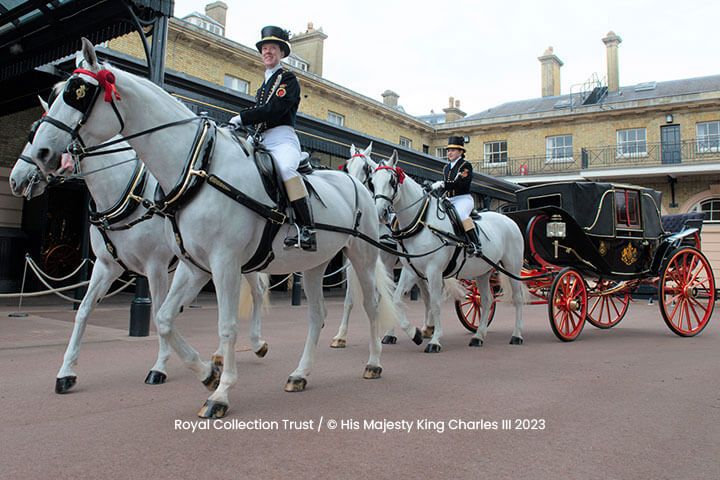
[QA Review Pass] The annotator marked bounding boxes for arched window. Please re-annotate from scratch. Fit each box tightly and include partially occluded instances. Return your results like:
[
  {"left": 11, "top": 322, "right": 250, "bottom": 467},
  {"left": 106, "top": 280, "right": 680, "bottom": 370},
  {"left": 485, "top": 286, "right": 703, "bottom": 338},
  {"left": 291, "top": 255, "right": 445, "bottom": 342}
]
[{"left": 690, "top": 197, "right": 720, "bottom": 223}]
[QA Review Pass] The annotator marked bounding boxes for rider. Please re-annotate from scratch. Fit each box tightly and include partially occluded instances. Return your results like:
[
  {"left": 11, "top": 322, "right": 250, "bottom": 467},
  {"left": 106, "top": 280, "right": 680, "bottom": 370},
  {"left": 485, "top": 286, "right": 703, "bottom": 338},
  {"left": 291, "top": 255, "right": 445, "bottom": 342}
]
[
  {"left": 431, "top": 136, "right": 481, "bottom": 256},
  {"left": 229, "top": 26, "right": 316, "bottom": 251}
]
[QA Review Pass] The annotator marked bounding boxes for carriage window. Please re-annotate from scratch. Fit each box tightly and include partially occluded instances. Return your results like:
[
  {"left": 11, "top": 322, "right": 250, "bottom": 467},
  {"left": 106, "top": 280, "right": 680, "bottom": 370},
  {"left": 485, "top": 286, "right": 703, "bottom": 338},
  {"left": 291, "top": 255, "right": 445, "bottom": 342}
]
[
  {"left": 616, "top": 128, "right": 647, "bottom": 158},
  {"left": 484, "top": 141, "right": 507, "bottom": 164},
  {"left": 691, "top": 197, "right": 720, "bottom": 222},
  {"left": 696, "top": 121, "right": 720, "bottom": 153},
  {"left": 528, "top": 194, "right": 561, "bottom": 209},
  {"left": 615, "top": 190, "right": 641, "bottom": 228}
]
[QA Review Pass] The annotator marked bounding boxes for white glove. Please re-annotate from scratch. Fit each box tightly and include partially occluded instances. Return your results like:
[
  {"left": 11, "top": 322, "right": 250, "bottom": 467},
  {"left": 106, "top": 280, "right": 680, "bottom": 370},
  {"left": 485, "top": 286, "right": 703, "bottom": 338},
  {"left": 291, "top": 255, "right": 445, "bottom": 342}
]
[
  {"left": 229, "top": 114, "right": 243, "bottom": 127},
  {"left": 431, "top": 180, "right": 444, "bottom": 190}
]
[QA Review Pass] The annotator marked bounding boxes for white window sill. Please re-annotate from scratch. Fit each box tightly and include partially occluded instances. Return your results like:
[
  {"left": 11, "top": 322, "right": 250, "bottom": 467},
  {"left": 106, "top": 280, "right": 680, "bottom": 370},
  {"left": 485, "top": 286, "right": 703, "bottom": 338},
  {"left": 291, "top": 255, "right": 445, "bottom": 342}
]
[{"left": 545, "top": 157, "right": 574, "bottom": 164}]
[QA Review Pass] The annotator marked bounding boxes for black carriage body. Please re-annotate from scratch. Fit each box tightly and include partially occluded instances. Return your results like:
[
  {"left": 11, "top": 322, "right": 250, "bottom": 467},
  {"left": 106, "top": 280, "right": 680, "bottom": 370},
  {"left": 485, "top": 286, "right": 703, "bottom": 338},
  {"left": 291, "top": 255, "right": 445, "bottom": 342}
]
[{"left": 507, "top": 182, "right": 666, "bottom": 280}]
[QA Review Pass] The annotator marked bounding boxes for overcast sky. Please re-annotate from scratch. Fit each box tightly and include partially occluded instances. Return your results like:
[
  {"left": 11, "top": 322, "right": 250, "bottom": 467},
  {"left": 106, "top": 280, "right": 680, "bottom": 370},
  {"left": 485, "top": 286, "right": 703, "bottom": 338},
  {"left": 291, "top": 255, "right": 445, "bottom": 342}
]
[{"left": 173, "top": 0, "right": 719, "bottom": 117}]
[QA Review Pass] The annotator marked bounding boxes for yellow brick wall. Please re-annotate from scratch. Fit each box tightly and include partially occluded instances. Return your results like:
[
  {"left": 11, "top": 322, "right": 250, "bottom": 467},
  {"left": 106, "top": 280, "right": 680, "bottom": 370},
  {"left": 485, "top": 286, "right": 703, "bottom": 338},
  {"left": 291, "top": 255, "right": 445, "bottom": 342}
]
[{"left": 108, "top": 29, "right": 432, "bottom": 150}]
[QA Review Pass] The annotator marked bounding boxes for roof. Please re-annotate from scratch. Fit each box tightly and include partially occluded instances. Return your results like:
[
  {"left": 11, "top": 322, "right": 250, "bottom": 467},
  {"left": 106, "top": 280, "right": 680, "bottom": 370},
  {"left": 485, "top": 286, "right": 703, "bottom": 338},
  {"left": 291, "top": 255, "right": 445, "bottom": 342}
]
[
  {"left": 182, "top": 11, "right": 223, "bottom": 28},
  {"left": 463, "top": 75, "right": 720, "bottom": 122},
  {"left": 0, "top": 0, "right": 172, "bottom": 113}
]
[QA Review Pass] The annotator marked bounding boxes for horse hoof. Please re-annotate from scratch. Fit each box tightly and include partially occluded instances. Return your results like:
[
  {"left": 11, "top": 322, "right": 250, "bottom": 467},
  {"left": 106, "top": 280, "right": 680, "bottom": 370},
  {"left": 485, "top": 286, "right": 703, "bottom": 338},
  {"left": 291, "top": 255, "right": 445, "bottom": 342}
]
[
  {"left": 421, "top": 326, "right": 435, "bottom": 338},
  {"left": 198, "top": 400, "right": 228, "bottom": 419},
  {"left": 55, "top": 376, "right": 77, "bottom": 394},
  {"left": 202, "top": 364, "right": 222, "bottom": 391},
  {"left": 330, "top": 338, "right": 346, "bottom": 348},
  {"left": 284, "top": 377, "right": 307, "bottom": 392},
  {"left": 509, "top": 336, "right": 524, "bottom": 345},
  {"left": 211, "top": 354, "right": 224, "bottom": 367},
  {"left": 469, "top": 338, "right": 483, "bottom": 347},
  {"left": 412, "top": 328, "right": 423, "bottom": 345},
  {"left": 424, "top": 343, "right": 442, "bottom": 353},
  {"left": 144, "top": 370, "right": 167, "bottom": 385},
  {"left": 381, "top": 335, "right": 397, "bottom": 345},
  {"left": 363, "top": 365, "right": 382, "bottom": 379},
  {"left": 255, "top": 342, "right": 269, "bottom": 358}
]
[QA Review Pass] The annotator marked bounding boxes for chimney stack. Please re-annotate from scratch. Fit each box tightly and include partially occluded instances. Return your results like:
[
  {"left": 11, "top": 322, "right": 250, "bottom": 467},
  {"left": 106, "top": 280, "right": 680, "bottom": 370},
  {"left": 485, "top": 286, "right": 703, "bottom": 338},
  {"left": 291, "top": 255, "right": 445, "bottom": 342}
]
[
  {"left": 602, "top": 31, "right": 622, "bottom": 93},
  {"left": 290, "top": 22, "right": 328, "bottom": 76},
  {"left": 538, "top": 46, "right": 563, "bottom": 97},
  {"left": 205, "top": 2, "right": 227, "bottom": 31},
  {"left": 443, "top": 96, "right": 466, "bottom": 122},
  {"left": 382, "top": 90, "right": 400, "bottom": 107}
]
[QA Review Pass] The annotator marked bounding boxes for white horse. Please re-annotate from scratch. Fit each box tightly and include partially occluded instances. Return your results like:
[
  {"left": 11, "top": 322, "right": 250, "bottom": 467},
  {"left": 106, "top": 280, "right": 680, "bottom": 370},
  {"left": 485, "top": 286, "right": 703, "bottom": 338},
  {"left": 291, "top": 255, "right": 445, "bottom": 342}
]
[
  {"left": 11, "top": 98, "right": 269, "bottom": 394},
  {"left": 29, "top": 39, "right": 397, "bottom": 418},
  {"left": 334, "top": 144, "right": 431, "bottom": 347},
  {"left": 371, "top": 152, "right": 526, "bottom": 352}
]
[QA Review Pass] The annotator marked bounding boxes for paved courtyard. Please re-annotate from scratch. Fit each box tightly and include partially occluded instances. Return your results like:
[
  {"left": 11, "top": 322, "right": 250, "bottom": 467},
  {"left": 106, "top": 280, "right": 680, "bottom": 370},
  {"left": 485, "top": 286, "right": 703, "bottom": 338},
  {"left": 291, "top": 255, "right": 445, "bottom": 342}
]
[{"left": 1, "top": 290, "right": 718, "bottom": 479}]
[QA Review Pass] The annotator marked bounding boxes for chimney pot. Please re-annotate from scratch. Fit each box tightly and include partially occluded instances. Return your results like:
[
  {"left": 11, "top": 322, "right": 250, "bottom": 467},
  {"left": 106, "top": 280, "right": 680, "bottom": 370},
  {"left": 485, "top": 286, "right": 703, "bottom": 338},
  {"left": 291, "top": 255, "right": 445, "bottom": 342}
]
[
  {"left": 538, "top": 46, "right": 563, "bottom": 97},
  {"left": 204, "top": 1, "right": 228, "bottom": 31},
  {"left": 602, "top": 31, "right": 622, "bottom": 93}
]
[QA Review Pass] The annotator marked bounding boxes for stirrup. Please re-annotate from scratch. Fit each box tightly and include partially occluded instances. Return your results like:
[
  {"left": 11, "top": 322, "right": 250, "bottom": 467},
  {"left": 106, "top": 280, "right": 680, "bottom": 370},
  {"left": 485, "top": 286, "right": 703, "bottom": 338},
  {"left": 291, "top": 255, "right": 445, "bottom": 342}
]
[
  {"left": 466, "top": 244, "right": 481, "bottom": 257},
  {"left": 284, "top": 223, "right": 303, "bottom": 249}
]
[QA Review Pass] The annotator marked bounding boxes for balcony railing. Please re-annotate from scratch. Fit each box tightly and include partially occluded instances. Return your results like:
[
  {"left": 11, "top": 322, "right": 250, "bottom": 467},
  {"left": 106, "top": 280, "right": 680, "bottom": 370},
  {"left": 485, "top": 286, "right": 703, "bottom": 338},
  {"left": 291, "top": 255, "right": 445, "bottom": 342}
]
[{"left": 474, "top": 138, "right": 720, "bottom": 178}]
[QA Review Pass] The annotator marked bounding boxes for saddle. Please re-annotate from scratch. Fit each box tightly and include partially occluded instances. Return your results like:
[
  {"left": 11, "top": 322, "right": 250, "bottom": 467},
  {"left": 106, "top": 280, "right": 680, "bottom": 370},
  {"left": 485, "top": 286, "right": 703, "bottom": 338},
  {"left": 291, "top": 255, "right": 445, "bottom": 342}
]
[{"left": 441, "top": 198, "right": 479, "bottom": 237}]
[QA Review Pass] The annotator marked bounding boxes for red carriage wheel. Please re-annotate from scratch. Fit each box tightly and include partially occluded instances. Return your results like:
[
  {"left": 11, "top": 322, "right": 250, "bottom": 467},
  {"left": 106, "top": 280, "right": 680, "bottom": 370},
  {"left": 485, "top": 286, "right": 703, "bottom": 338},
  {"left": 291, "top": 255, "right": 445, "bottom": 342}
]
[
  {"left": 548, "top": 268, "right": 587, "bottom": 341},
  {"left": 659, "top": 247, "right": 715, "bottom": 337},
  {"left": 455, "top": 279, "right": 497, "bottom": 333},
  {"left": 586, "top": 280, "right": 631, "bottom": 329}
]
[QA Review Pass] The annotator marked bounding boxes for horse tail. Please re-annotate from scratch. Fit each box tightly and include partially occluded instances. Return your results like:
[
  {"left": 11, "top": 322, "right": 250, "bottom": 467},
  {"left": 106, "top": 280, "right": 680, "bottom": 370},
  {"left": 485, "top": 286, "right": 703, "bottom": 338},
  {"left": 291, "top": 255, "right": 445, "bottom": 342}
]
[
  {"left": 374, "top": 258, "right": 399, "bottom": 334},
  {"left": 497, "top": 270, "right": 528, "bottom": 305},
  {"left": 443, "top": 278, "right": 466, "bottom": 302},
  {"left": 237, "top": 273, "right": 270, "bottom": 319}
]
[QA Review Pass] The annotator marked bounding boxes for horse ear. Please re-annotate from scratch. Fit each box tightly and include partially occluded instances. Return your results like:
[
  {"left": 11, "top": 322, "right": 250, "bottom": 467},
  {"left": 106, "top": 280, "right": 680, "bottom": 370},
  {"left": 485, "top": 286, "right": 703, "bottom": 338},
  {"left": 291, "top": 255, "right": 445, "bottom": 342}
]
[
  {"left": 389, "top": 150, "right": 398, "bottom": 166},
  {"left": 363, "top": 142, "right": 373, "bottom": 157},
  {"left": 350, "top": 144, "right": 357, "bottom": 155},
  {"left": 80, "top": 37, "right": 99, "bottom": 71},
  {"left": 38, "top": 95, "right": 49, "bottom": 113}
]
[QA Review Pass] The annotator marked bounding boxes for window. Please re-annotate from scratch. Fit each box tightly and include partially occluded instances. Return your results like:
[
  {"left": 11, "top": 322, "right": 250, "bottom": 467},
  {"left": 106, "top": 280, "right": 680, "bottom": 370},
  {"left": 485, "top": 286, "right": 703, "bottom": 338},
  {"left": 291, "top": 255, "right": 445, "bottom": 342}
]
[
  {"left": 691, "top": 197, "right": 720, "bottom": 222},
  {"left": 435, "top": 147, "right": 447, "bottom": 159},
  {"left": 327, "top": 111, "right": 345, "bottom": 126},
  {"left": 399, "top": 137, "right": 412, "bottom": 149},
  {"left": 617, "top": 128, "right": 647, "bottom": 158},
  {"left": 697, "top": 121, "right": 720, "bottom": 153},
  {"left": 546, "top": 135, "right": 573, "bottom": 161},
  {"left": 283, "top": 57, "right": 308, "bottom": 71},
  {"left": 484, "top": 141, "right": 508, "bottom": 164},
  {"left": 615, "top": 190, "right": 641, "bottom": 228},
  {"left": 224, "top": 75, "right": 249, "bottom": 94}
]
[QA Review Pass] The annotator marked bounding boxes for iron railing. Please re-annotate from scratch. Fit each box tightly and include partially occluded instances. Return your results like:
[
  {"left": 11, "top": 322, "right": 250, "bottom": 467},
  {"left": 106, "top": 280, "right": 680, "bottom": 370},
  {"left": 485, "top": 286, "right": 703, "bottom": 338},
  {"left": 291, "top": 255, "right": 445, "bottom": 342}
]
[{"left": 473, "top": 138, "right": 720, "bottom": 178}]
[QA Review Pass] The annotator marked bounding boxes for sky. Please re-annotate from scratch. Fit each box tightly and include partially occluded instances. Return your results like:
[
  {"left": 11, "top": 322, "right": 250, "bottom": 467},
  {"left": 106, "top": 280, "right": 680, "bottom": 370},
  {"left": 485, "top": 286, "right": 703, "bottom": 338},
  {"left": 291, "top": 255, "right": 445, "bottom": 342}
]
[{"left": 172, "top": 0, "right": 720, "bottom": 117}]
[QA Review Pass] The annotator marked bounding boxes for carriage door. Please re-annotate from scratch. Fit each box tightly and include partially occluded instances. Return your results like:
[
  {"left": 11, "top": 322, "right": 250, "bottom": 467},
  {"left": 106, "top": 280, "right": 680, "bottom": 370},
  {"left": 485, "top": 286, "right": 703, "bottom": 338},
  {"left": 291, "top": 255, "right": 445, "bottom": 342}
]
[{"left": 661, "top": 125, "right": 681, "bottom": 164}]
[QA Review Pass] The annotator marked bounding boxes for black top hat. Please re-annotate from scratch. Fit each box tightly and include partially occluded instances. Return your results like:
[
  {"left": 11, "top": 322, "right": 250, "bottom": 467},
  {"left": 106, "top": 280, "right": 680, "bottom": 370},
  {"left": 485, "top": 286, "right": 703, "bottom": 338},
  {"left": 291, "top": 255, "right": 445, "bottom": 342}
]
[
  {"left": 447, "top": 136, "right": 466, "bottom": 151},
  {"left": 256, "top": 26, "right": 291, "bottom": 58}
]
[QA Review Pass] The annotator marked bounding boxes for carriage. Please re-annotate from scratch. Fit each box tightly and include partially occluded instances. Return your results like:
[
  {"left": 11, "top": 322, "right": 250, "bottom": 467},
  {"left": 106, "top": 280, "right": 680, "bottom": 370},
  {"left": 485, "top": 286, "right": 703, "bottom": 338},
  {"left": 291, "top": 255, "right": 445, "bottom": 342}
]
[{"left": 455, "top": 181, "right": 715, "bottom": 341}]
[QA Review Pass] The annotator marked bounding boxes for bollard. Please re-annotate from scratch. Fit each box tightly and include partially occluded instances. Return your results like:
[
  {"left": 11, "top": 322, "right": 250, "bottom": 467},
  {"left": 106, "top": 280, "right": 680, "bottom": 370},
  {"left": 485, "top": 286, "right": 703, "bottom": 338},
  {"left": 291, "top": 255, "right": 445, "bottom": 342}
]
[
  {"left": 129, "top": 276, "right": 151, "bottom": 336},
  {"left": 410, "top": 284, "right": 419, "bottom": 301},
  {"left": 291, "top": 273, "right": 302, "bottom": 306}
]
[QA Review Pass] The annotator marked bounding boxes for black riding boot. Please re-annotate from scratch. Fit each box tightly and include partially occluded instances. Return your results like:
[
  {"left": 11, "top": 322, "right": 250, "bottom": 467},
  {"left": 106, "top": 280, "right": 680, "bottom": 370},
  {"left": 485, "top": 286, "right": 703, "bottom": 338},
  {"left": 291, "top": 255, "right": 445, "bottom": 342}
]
[
  {"left": 284, "top": 197, "right": 317, "bottom": 251},
  {"left": 465, "top": 227, "right": 482, "bottom": 257}
]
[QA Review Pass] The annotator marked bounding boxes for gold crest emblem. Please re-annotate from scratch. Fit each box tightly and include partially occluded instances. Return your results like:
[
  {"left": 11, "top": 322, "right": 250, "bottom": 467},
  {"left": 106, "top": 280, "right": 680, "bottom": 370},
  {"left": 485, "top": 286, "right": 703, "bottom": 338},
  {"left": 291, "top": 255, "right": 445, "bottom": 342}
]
[
  {"left": 76, "top": 84, "right": 87, "bottom": 100},
  {"left": 598, "top": 241, "right": 608, "bottom": 256},
  {"left": 621, "top": 242, "right": 638, "bottom": 266}
]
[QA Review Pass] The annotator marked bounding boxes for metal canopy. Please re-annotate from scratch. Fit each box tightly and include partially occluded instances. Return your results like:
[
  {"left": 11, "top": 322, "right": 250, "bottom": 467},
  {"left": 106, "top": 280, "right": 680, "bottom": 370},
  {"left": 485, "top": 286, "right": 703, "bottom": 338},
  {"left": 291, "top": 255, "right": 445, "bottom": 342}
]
[{"left": 0, "top": 0, "right": 172, "bottom": 113}]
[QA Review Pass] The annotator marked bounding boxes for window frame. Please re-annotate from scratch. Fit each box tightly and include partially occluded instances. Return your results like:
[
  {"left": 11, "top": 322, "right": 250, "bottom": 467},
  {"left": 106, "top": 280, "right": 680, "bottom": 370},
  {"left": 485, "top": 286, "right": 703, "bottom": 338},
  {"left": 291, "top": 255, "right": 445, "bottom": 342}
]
[
  {"left": 614, "top": 189, "right": 642, "bottom": 230},
  {"left": 399, "top": 136, "right": 412, "bottom": 149},
  {"left": 691, "top": 197, "right": 720, "bottom": 223},
  {"left": 616, "top": 128, "right": 647, "bottom": 158},
  {"left": 223, "top": 74, "right": 249, "bottom": 94},
  {"left": 696, "top": 121, "right": 720, "bottom": 154},
  {"left": 327, "top": 111, "right": 345, "bottom": 127},
  {"left": 545, "top": 134, "right": 574, "bottom": 163},
  {"left": 484, "top": 140, "right": 508, "bottom": 165}
]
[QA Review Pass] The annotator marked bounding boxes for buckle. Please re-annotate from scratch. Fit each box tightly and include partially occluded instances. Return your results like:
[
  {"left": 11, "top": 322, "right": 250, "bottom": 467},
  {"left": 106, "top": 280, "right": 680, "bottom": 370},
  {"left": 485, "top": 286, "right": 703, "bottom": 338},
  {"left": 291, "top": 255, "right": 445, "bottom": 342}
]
[{"left": 269, "top": 209, "right": 287, "bottom": 225}]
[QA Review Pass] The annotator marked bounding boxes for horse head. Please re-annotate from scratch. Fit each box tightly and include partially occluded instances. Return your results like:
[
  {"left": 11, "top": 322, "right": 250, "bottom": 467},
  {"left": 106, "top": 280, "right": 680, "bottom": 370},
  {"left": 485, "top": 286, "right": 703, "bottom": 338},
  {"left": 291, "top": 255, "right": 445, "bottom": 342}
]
[
  {"left": 346, "top": 142, "right": 378, "bottom": 189},
  {"left": 30, "top": 38, "right": 124, "bottom": 177},
  {"left": 372, "top": 150, "right": 406, "bottom": 224}
]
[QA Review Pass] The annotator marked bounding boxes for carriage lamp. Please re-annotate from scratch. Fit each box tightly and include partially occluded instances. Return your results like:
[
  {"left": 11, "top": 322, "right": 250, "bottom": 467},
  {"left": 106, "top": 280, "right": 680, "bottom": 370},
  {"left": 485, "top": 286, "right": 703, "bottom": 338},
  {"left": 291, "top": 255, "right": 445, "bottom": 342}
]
[{"left": 546, "top": 215, "right": 566, "bottom": 239}]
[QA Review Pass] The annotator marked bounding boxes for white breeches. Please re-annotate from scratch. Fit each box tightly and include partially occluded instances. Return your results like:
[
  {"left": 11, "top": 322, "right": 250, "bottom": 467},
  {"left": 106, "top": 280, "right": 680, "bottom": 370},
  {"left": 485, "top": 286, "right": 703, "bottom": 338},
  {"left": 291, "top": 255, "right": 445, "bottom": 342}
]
[
  {"left": 263, "top": 126, "right": 302, "bottom": 181},
  {"left": 449, "top": 194, "right": 474, "bottom": 219}
]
